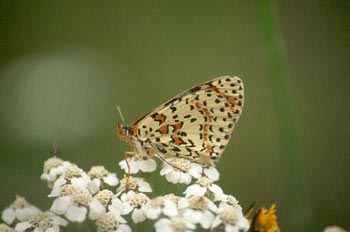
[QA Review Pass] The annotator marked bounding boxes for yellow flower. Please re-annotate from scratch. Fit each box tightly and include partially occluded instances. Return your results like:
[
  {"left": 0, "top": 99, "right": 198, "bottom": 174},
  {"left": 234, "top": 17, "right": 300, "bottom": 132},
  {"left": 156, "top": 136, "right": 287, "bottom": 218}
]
[{"left": 245, "top": 203, "right": 281, "bottom": 232}]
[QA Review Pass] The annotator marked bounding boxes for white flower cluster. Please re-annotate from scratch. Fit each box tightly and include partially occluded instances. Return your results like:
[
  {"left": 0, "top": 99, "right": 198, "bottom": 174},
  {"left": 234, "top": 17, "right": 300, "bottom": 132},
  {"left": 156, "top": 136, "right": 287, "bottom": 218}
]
[
  {"left": 1, "top": 155, "right": 250, "bottom": 232},
  {"left": 1, "top": 195, "right": 67, "bottom": 232},
  {"left": 323, "top": 225, "right": 348, "bottom": 232},
  {"left": 41, "top": 157, "right": 132, "bottom": 232},
  {"left": 118, "top": 156, "right": 250, "bottom": 232}
]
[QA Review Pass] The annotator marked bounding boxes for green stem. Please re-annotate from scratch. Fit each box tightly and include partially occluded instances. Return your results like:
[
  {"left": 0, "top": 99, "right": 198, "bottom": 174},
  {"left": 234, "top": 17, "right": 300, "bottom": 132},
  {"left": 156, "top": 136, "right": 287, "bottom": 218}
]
[{"left": 257, "top": 1, "right": 311, "bottom": 231}]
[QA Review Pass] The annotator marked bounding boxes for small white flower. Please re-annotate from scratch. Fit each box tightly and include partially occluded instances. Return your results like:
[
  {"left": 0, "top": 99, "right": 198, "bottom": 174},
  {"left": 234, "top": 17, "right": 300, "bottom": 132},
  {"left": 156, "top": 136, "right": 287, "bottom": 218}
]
[
  {"left": 203, "top": 166, "right": 220, "bottom": 181},
  {"left": 88, "top": 166, "right": 119, "bottom": 194},
  {"left": 0, "top": 223, "right": 14, "bottom": 232},
  {"left": 184, "top": 176, "right": 224, "bottom": 201},
  {"left": 50, "top": 185, "right": 92, "bottom": 222},
  {"left": 160, "top": 158, "right": 202, "bottom": 184},
  {"left": 145, "top": 196, "right": 178, "bottom": 220},
  {"left": 1, "top": 195, "right": 40, "bottom": 225},
  {"left": 182, "top": 196, "right": 217, "bottom": 229},
  {"left": 324, "top": 226, "right": 347, "bottom": 232},
  {"left": 109, "top": 197, "right": 133, "bottom": 216},
  {"left": 114, "top": 191, "right": 150, "bottom": 223},
  {"left": 218, "top": 194, "right": 240, "bottom": 207},
  {"left": 89, "top": 199, "right": 106, "bottom": 221},
  {"left": 155, "top": 217, "right": 196, "bottom": 232},
  {"left": 211, "top": 204, "right": 249, "bottom": 232},
  {"left": 116, "top": 176, "right": 152, "bottom": 194},
  {"left": 40, "top": 156, "right": 72, "bottom": 188},
  {"left": 119, "top": 157, "right": 157, "bottom": 174},
  {"left": 14, "top": 212, "right": 67, "bottom": 232},
  {"left": 49, "top": 164, "right": 91, "bottom": 197},
  {"left": 95, "top": 212, "right": 131, "bottom": 232},
  {"left": 89, "top": 190, "right": 116, "bottom": 220}
]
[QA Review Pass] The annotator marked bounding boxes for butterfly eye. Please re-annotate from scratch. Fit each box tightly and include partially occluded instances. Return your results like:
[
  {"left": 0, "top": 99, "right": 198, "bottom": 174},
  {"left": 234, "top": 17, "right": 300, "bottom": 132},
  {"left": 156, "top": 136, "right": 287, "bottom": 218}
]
[{"left": 117, "top": 123, "right": 130, "bottom": 140}]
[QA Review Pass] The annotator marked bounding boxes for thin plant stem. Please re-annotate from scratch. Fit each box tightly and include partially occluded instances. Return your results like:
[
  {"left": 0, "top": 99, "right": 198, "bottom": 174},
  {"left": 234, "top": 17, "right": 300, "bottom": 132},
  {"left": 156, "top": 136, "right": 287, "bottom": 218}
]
[{"left": 257, "top": 1, "right": 311, "bottom": 231}]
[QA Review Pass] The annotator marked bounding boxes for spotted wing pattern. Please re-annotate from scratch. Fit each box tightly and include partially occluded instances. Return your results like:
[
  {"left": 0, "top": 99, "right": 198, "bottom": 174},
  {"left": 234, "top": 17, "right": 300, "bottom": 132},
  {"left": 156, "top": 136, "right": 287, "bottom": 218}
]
[{"left": 132, "top": 76, "right": 244, "bottom": 165}]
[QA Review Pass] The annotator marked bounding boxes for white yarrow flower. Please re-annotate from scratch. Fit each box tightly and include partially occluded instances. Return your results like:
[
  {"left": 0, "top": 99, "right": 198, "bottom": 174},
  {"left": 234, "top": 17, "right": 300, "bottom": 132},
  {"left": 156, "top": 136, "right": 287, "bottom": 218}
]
[
  {"left": 203, "top": 165, "right": 220, "bottom": 181},
  {"left": 89, "top": 190, "right": 116, "bottom": 220},
  {"left": 119, "top": 157, "right": 157, "bottom": 174},
  {"left": 50, "top": 185, "right": 92, "bottom": 222},
  {"left": 0, "top": 223, "right": 14, "bottom": 231},
  {"left": 145, "top": 196, "right": 178, "bottom": 220},
  {"left": 1, "top": 195, "right": 40, "bottom": 225},
  {"left": 0, "top": 223, "right": 15, "bottom": 232},
  {"left": 184, "top": 176, "right": 224, "bottom": 200},
  {"left": 324, "top": 226, "right": 347, "bottom": 232},
  {"left": 14, "top": 212, "right": 67, "bottom": 232},
  {"left": 115, "top": 191, "right": 150, "bottom": 223},
  {"left": 88, "top": 166, "right": 119, "bottom": 194},
  {"left": 182, "top": 196, "right": 217, "bottom": 229},
  {"left": 116, "top": 176, "right": 152, "bottom": 194},
  {"left": 95, "top": 212, "right": 131, "bottom": 232},
  {"left": 40, "top": 156, "right": 72, "bottom": 188},
  {"left": 109, "top": 197, "right": 133, "bottom": 216},
  {"left": 155, "top": 217, "right": 196, "bottom": 232},
  {"left": 218, "top": 194, "right": 241, "bottom": 208},
  {"left": 49, "top": 164, "right": 91, "bottom": 197},
  {"left": 160, "top": 158, "right": 202, "bottom": 184},
  {"left": 212, "top": 204, "right": 249, "bottom": 232}
]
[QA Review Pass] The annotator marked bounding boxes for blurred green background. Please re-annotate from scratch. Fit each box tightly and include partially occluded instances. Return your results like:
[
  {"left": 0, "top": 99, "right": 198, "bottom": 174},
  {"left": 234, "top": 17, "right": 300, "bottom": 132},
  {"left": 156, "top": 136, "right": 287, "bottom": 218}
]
[{"left": 0, "top": 1, "right": 349, "bottom": 231}]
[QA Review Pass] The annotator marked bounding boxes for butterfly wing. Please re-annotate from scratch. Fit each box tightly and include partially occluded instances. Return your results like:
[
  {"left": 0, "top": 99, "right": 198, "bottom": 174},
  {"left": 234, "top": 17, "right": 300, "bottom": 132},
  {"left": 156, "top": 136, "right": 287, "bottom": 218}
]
[{"left": 132, "top": 76, "right": 244, "bottom": 165}]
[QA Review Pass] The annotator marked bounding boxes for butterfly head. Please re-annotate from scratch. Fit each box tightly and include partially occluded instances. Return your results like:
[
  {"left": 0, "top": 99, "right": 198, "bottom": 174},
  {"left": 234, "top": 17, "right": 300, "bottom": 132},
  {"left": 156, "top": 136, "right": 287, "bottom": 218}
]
[{"left": 117, "top": 123, "right": 132, "bottom": 140}]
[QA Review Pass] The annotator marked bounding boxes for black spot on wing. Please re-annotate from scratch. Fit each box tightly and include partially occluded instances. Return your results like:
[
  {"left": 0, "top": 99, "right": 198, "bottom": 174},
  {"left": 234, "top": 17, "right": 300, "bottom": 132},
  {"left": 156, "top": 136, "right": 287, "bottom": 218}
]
[
  {"left": 190, "top": 85, "right": 201, "bottom": 93},
  {"left": 170, "top": 106, "right": 177, "bottom": 113},
  {"left": 163, "top": 96, "right": 178, "bottom": 107}
]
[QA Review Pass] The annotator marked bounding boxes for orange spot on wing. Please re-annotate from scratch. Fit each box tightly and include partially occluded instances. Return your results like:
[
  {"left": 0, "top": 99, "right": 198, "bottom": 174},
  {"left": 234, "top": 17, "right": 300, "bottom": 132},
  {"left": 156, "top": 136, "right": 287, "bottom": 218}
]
[
  {"left": 155, "top": 114, "right": 167, "bottom": 124},
  {"left": 171, "top": 122, "right": 183, "bottom": 131},
  {"left": 195, "top": 102, "right": 202, "bottom": 109},
  {"left": 203, "top": 124, "right": 209, "bottom": 141},
  {"left": 172, "top": 135, "right": 184, "bottom": 145},
  {"left": 210, "top": 86, "right": 239, "bottom": 113},
  {"left": 203, "top": 132, "right": 208, "bottom": 141},
  {"left": 228, "top": 97, "right": 237, "bottom": 112},
  {"left": 205, "top": 144, "right": 212, "bottom": 153},
  {"left": 209, "top": 86, "right": 220, "bottom": 93},
  {"left": 228, "top": 97, "right": 236, "bottom": 105},
  {"left": 203, "top": 108, "right": 213, "bottom": 122},
  {"left": 157, "top": 125, "right": 169, "bottom": 134},
  {"left": 203, "top": 124, "right": 208, "bottom": 132}
]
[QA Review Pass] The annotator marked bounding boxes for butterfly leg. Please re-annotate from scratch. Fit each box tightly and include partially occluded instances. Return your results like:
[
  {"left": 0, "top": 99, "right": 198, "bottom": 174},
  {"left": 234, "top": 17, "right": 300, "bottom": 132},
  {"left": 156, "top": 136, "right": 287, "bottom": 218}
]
[
  {"left": 123, "top": 150, "right": 134, "bottom": 192},
  {"left": 146, "top": 146, "right": 186, "bottom": 172}
]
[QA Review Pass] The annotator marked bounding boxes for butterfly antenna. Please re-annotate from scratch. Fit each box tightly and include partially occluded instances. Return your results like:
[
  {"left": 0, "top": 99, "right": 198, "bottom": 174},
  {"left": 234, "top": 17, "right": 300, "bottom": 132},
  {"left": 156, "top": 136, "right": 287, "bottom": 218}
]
[
  {"left": 116, "top": 105, "right": 126, "bottom": 123},
  {"left": 51, "top": 138, "right": 60, "bottom": 156}
]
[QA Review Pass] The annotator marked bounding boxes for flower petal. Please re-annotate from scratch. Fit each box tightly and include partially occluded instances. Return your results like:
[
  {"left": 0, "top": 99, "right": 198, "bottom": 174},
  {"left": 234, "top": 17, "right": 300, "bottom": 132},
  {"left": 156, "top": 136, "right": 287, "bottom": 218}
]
[
  {"left": 200, "top": 211, "right": 215, "bottom": 229},
  {"left": 184, "top": 184, "right": 206, "bottom": 198},
  {"left": 1, "top": 208, "right": 15, "bottom": 224},
  {"left": 104, "top": 174, "right": 119, "bottom": 186},
  {"left": 160, "top": 165, "right": 173, "bottom": 176},
  {"left": 131, "top": 209, "right": 146, "bottom": 223},
  {"left": 117, "top": 224, "right": 132, "bottom": 232},
  {"left": 65, "top": 205, "right": 87, "bottom": 222},
  {"left": 138, "top": 179, "right": 152, "bottom": 192},
  {"left": 50, "top": 196, "right": 72, "bottom": 215},
  {"left": 89, "top": 199, "right": 106, "bottom": 220},
  {"left": 189, "top": 163, "right": 203, "bottom": 179},
  {"left": 139, "top": 159, "right": 157, "bottom": 172},
  {"left": 15, "top": 221, "right": 32, "bottom": 232},
  {"left": 204, "top": 166, "right": 220, "bottom": 181},
  {"left": 88, "top": 179, "right": 101, "bottom": 194}
]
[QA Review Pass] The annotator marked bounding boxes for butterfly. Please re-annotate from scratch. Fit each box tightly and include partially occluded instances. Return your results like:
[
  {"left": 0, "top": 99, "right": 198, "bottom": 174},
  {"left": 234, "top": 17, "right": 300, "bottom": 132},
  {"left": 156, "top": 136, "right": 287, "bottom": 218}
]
[{"left": 117, "top": 76, "right": 244, "bottom": 167}]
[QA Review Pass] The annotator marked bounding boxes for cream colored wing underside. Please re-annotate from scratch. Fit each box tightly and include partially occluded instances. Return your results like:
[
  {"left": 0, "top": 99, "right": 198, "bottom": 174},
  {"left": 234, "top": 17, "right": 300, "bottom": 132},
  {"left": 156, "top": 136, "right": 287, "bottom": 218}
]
[{"left": 133, "top": 76, "right": 244, "bottom": 165}]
